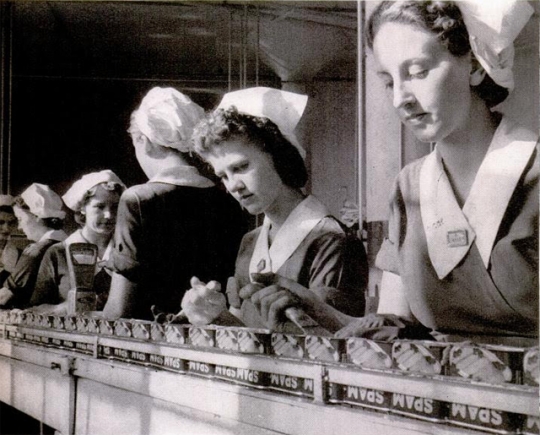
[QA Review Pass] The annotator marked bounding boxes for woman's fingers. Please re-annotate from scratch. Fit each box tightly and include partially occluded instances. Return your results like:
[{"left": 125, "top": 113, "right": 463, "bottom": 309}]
[
  {"left": 238, "top": 282, "right": 265, "bottom": 300},
  {"left": 267, "top": 295, "right": 297, "bottom": 330},
  {"left": 259, "top": 290, "right": 293, "bottom": 324},
  {"left": 335, "top": 317, "right": 371, "bottom": 338},
  {"left": 226, "top": 277, "right": 241, "bottom": 308}
]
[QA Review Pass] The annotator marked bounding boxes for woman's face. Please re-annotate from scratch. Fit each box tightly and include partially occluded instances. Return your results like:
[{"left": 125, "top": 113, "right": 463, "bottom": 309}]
[
  {"left": 205, "top": 137, "right": 285, "bottom": 216},
  {"left": 0, "top": 211, "right": 18, "bottom": 240},
  {"left": 373, "top": 22, "right": 473, "bottom": 143},
  {"left": 82, "top": 185, "right": 120, "bottom": 237},
  {"left": 13, "top": 207, "right": 43, "bottom": 241}
]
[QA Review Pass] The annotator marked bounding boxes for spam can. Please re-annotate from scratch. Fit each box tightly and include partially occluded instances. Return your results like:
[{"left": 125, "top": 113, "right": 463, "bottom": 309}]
[
  {"left": 131, "top": 321, "right": 152, "bottom": 340},
  {"left": 523, "top": 347, "right": 539, "bottom": 386},
  {"left": 98, "top": 319, "right": 115, "bottom": 335},
  {"left": 86, "top": 318, "right": 100, "bottom": 334},
  {"left": 346, "top": 338, "right": 393, "bottom": 370},
  {"left": 304, "top": 335, "right": 345, "bottom": 363},
  {"left": 271, "top": 333, "right": 304, "bottom": 359},
  {"left": 446, "top": 403, "right": 524, "bottom": 434},
  {"left": 24, "top": 312, "right": 35, "bottom": 327},
  {"left": 52, "top": 316, "right": 65, "bottom": 330},
  {"left": 188, "top": 326, "right": 215, "bottom": 348},
  {"left": 64, "top": 316, "right": 77, "bottom": 331},
  {"left": 164, "top": 324, "right": 188, "bottom": 345},
  {"left": 214, "top": 364, "right": 268, "bottom": 388},
  {"left": 114, "top": 320, "right": 132, "bottom": 338},
  {"left": 448, "top": 343, "right": 524, "bottom": 385},
  {"left": 391, "top": 393, "right": 448, "bottom": 422},
  {"left": 75, "top": 316, "right": 89, "bottom": 333},
  {"left": 150, "top": 323, "right": 166, "bottom": 342},
  {"left": 392, "top": 340, "right": 447, "bottom": 376},
  {"left": 236, "top": 328, "right": 271, "bottom": 354},
  {"left": 267, "top": 372, "right": 315, "bottom": 398},
  {"left": 215, "top": 328, "right": 238, "bottom": 351}
]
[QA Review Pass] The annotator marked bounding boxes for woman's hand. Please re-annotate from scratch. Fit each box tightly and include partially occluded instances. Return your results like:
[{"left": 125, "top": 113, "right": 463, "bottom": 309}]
[
  {"left": 181, "top": 276, "right": 227, "bottom": 326},
  {"left": 28, "top": 301, "right": 68, "bottom": 316},
  {"left": 239, "top": 276, "right": 351, "bottom": 332},
  {"left": 335, "top": 313, "right": 432, "bottom": 341}
]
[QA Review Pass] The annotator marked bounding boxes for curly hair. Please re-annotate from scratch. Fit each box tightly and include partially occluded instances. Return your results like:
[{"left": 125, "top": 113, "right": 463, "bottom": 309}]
[
  {"left": 191, "top": 106, "right": 307, "bottom": 189},
  {"left": 74, "top": 182, "right": 125, "bottom": 226},
  {"left": 366, "top": 1, "right": 508, "bottom": 108}
]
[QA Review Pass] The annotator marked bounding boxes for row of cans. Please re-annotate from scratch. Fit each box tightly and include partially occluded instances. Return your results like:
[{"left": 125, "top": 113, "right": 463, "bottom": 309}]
[
  {"left": 2, "top": 310, "right": 538, "bottom": 434},
  {"left": 1, "top": 310, "right": 539, "bottom": 387}
]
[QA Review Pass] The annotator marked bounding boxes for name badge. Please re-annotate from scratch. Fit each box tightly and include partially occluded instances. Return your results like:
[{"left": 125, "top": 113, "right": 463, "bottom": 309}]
[{"left": 447, "top": 230, "right": 468, "bottom": 248}]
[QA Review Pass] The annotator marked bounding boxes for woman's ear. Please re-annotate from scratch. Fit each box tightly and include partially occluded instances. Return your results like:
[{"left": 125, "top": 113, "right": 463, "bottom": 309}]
[{"left": 470, "top": 57, "right": 487, "bottom": 86}]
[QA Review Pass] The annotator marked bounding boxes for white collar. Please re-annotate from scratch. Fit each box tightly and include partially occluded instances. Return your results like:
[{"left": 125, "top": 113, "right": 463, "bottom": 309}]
[
  {"left": 420, "top": 118, "right": 537, "bottom": 279},
  {"left": 40, "top": 229, "right": 68, "bottom": 244},
  {"left": 249, "top": 195, "right": 330, "bottom": 278},
  {"left": 148, "top": 165, "right": 214, "bottom": 188}
]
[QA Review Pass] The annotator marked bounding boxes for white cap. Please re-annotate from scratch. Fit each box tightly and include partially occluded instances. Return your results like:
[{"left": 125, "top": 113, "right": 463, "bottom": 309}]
[
  {"left": 0, "top": 195, "right": 14, "bottom": 207},
  {"left": 20, "top": 183, "right": 66, "bottom": 220},
  {"left": 458, "top": 0, "right": 534, "bottom": 91},
  {"left": 217, "top": 87, "right": 308, "bottom": 158},
  {"left": 62, "top": 170, "right": 126, "bottom": 212},
  {"left": 133, "top": 87, "right": 205, "bottom": 153}
]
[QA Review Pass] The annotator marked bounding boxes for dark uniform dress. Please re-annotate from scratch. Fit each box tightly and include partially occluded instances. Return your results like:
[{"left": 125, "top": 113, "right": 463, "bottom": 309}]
[
  {"left": 376, "top": 118, "right": 538, "bottom": 338},
  {"left": 108, "top": 166, "right": 245, "bottom": 320},
  {"left": 235, "top": 195, "right": 368, "bottom": 327},
  {"left": 30, "top": 230, "right": 112, "bottom": 310},
  {"left": 3, "top": 230, "right": 68, "bottom": 308}
]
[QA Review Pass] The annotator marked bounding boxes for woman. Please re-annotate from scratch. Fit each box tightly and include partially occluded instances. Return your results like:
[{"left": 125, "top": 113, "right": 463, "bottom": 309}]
[
  {"left": 102, "top": 87, "right": 245, "bottom": 320},
  {"left": 184, "top": 87, "right": 368, "bottom": 329},
  {"left": 28, "top": 170, "right": 125, "bottom": 314},
  {"left": 244, "top": 1, "right": 538, "bottom": 342},
  {"left": 0, "top": 195, "right": 24, "bottom": 284},
  {"left": 0, "top": 184, "right": 68, "bottom": 308}
]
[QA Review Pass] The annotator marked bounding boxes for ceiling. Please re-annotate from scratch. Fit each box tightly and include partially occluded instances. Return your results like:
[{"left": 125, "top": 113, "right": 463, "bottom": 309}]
[{"left": 10, "top": 1, "right": 358, "bottom": 86}]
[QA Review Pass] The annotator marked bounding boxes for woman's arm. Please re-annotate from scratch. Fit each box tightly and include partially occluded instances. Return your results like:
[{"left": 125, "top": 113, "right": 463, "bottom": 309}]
[
  {"left": 28, "top": 246, "right": 61, "bottom": 307},
  {"left": 376, "top": 271, "right": 413, "bottom": 320},
  {"left": 102, "top": 272, "right": 139, "bottom": 319}
]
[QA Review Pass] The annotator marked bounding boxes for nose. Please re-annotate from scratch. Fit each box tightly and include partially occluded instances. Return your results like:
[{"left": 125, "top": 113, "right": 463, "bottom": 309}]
[
  {"left": 226, "top": 175, "right": 245, "bottom": 194},
  {"left": 103, "top": 209, "right": 112, "bottom": 219},
  {"left": 393, "top": 81, "right": 415, "bottom": 110}
]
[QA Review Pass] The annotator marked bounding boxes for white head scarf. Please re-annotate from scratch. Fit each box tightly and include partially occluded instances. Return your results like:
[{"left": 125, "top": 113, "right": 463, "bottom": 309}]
[
  {"left": 457, "top": 0, "right": 534, "bottom": 91},
  {"left": 19, "top": 183, "right": 66, "bottom": 220},
  {"left": 62, "top": 170, "right": 126, "bottom": 212},
  {"left": 217, "top": 87, "right": 308, "bottom": 158},
  {"left": 132, "top": 87, "right": 205, "bottom": 153}
]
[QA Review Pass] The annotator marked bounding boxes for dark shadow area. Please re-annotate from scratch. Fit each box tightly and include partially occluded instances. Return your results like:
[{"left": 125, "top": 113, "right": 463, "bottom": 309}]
[{"left": 0, "top": 403, "right": 55, "bottom": 435}]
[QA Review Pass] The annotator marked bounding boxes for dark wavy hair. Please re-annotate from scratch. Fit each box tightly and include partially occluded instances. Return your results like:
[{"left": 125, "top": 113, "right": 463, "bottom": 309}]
[
  {"left": 191, "top": 106, "right": 307, "bottom": 189},
  {"left": 366, "top": 1, "right": 509, "bottom": 108},
  {"left": 13, "top": 196, "right": 64, "bottom": 230}
]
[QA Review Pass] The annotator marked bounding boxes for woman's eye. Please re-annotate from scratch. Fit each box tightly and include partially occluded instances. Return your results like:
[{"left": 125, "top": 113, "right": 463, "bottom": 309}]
[
  {"left": 232, "top": 162, "right": 249, "bottom": 174},
  {"left": 383, "top": 81, "right": 394, "bottom": 90},
  {"left": 409, "top": 68, "right": 427, "bottom": 79}
]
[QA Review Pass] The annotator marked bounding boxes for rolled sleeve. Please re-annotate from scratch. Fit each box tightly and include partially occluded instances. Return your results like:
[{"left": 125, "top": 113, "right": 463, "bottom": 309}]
[{"left": 108, "top": 190, "right": 145, "bottom": 281}]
